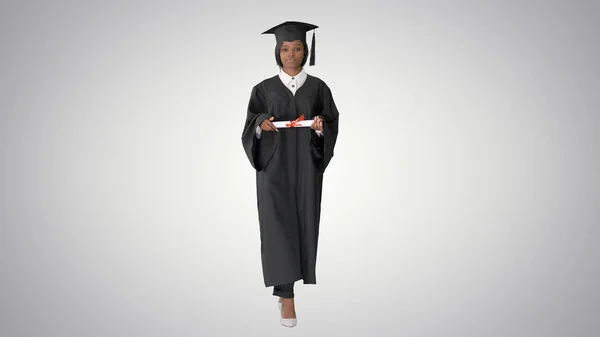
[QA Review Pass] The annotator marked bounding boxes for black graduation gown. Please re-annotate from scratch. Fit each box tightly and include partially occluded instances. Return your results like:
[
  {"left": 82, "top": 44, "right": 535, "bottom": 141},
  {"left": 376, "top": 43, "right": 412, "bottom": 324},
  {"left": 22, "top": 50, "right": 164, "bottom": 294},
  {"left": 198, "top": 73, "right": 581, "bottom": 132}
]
[{"left": 241, "top": 74, "right": 339, "bottom": 287}]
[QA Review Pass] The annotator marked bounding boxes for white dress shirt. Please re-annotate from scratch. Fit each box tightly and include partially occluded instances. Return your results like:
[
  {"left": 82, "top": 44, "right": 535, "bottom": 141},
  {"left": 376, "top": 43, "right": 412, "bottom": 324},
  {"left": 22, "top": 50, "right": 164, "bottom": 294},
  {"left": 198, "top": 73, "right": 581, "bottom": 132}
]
[{"left": 255, "top": 68, "right": 323, "bottom": 139}]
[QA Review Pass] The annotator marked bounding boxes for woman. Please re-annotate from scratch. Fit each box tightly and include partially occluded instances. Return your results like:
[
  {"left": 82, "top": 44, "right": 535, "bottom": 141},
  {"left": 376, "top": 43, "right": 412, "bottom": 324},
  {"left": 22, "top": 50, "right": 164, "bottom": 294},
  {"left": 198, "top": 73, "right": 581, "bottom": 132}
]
[{"left": 241, "top": 21, "right": 339, "bottom": 327}]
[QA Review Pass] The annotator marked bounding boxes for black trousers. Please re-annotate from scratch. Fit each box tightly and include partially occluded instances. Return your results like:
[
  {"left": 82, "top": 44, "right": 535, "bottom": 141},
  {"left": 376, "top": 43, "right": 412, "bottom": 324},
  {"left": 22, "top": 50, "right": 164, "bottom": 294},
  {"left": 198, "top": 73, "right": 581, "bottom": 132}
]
[{"left": 273, "top": 282, "right": 294, "bottom": 298}]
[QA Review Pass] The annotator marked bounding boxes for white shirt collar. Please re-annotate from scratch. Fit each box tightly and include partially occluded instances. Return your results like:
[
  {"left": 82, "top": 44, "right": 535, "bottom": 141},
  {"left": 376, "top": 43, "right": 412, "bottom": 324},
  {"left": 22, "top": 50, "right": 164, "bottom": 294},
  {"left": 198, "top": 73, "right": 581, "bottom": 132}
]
[{"left": 279, "top": 68, "right": 307, "bottom": 86}]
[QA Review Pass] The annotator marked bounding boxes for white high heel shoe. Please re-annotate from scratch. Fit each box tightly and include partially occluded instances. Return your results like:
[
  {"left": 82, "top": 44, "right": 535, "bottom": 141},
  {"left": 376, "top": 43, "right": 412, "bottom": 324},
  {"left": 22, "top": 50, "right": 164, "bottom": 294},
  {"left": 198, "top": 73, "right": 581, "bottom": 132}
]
[{"left": 278, "top": 298, "right": 297, "bottom": 327}]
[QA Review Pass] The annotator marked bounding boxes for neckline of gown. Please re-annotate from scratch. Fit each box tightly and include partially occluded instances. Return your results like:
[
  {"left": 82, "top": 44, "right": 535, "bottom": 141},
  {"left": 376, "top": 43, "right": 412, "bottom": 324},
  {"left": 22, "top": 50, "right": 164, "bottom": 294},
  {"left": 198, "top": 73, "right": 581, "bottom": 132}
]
[{"left": 276, "top": 73, "right": 312, "bottom": 97}]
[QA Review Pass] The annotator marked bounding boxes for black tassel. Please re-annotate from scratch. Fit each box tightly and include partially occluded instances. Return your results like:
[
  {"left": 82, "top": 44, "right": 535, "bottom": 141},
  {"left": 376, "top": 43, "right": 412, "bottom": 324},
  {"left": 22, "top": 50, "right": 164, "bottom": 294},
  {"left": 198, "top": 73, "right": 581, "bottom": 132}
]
[{"left": 309, "top": 30, "right": 316, "bottom": 66}]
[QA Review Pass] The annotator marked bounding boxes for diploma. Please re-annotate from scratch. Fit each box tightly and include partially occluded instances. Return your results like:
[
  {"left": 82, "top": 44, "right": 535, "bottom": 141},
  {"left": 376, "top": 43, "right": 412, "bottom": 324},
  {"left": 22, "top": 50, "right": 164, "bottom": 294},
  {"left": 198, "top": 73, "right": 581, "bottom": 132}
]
[
  {"left": 272, "top": 114, "right": 314, "bottom": 128},
  {"left": 273, "top": 120, "right": 313, "bottom": 128}
]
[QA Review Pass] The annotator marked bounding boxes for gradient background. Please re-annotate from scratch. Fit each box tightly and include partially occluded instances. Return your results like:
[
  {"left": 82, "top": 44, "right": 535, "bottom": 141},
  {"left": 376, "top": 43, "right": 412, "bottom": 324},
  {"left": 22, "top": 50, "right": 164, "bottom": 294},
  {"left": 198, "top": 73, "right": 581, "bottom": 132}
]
[{"left": 1, "top": 0, "right": 599, "bottom": 336}]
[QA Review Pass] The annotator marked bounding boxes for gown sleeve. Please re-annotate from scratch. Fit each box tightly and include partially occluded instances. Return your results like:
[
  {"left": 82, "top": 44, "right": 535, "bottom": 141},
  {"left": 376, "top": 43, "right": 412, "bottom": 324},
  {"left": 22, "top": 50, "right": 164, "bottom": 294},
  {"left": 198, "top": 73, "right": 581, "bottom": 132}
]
[
  {"left": 309, "top": 82, "right": 339, "bottom": 174},
  {"left": 241, "top": 84, "right": 277, "bottom": 171}
]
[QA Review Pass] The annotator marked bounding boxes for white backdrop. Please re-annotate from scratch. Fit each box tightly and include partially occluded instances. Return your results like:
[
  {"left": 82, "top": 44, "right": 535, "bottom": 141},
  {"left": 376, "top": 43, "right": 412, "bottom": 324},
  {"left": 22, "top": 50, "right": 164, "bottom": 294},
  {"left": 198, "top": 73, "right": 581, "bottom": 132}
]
[{"left": 1, "top": 1, "right": 599, "bottom": 336}]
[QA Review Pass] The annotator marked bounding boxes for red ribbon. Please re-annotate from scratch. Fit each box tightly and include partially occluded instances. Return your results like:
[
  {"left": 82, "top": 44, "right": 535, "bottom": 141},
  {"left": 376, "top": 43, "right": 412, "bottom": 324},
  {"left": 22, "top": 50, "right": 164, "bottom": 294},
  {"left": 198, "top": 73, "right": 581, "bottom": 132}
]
[{"left": 285, "top": 114, "right": 305, "bottom": 127}]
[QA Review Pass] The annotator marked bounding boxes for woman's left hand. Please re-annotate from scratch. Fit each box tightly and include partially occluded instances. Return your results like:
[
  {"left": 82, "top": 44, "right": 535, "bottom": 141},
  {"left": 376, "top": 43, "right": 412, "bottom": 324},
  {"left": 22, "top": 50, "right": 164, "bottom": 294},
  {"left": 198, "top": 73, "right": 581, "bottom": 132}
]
[{"left": 311, "top": 116, "right": 324, "bottom": 132}]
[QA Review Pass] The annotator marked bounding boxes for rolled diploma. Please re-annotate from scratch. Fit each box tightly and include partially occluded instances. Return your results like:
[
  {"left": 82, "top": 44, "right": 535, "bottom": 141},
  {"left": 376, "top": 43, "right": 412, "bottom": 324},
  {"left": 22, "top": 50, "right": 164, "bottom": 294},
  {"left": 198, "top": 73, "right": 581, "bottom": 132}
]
[{"left": 272, "top": 120, "right": 314, "bottom": 128}]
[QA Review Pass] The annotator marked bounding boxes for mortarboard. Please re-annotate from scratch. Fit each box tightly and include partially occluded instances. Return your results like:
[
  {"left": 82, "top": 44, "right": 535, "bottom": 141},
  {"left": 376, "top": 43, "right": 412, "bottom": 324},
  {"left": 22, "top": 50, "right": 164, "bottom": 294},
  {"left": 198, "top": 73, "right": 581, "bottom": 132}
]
[{"left": 262, "top": 21, "right": 319, "bottom": 66}]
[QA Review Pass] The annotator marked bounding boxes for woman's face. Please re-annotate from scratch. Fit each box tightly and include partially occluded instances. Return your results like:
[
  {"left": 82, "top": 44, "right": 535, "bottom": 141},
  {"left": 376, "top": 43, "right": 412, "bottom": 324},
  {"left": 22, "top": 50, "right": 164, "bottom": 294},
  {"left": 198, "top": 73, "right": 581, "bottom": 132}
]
[{"left": 279, "top": 40, "right": 304, "bottom": 68}]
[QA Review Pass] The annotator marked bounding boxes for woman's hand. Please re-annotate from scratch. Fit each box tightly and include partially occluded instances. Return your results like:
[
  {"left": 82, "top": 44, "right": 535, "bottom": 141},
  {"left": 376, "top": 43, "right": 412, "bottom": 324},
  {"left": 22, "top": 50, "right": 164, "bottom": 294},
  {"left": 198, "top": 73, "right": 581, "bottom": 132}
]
[
  {"left": 260, "top": 116, "right": 278, "bottom": 132},
  {"left": 311, "top": 116, "right": 324, "bottom": 132}
]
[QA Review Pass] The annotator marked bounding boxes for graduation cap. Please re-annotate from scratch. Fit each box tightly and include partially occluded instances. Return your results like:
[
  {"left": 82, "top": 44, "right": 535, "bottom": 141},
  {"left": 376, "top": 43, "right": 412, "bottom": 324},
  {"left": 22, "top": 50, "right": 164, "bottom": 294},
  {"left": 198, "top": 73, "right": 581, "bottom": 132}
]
[{"left": 262, "top": 21, "right": 319, "bottom": 66}]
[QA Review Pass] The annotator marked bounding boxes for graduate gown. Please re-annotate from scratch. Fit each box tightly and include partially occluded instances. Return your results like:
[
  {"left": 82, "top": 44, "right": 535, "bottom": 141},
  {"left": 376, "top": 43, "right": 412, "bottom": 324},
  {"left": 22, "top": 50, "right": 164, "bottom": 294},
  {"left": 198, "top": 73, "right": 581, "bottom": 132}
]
[{"left": 241, "top": 74, "right": 339, "bottom": 287}]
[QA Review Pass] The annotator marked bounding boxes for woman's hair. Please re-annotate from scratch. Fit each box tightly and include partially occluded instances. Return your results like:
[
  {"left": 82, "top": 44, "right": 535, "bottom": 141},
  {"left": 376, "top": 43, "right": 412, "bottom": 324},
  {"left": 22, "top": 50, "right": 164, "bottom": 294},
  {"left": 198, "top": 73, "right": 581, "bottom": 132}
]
[{"left": 275, "top": 40, "right": 309, "bottom": 67}]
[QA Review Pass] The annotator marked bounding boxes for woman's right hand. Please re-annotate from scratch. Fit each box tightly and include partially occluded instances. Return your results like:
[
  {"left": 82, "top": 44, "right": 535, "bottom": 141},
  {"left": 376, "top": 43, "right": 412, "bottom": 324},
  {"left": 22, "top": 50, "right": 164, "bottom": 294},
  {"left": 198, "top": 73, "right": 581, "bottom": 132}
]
[{"left": 260, "top": 116, "right": 278, "bottom": 132}]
